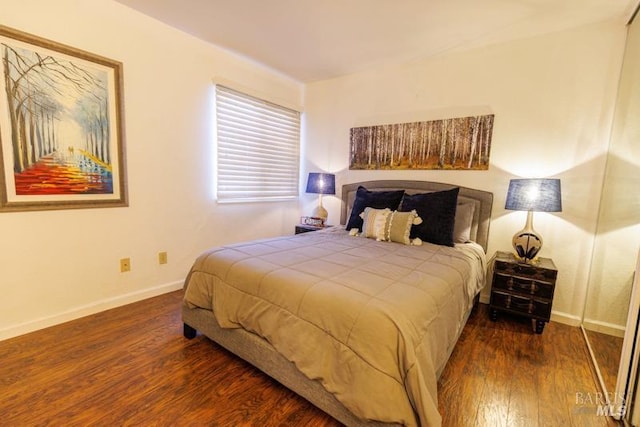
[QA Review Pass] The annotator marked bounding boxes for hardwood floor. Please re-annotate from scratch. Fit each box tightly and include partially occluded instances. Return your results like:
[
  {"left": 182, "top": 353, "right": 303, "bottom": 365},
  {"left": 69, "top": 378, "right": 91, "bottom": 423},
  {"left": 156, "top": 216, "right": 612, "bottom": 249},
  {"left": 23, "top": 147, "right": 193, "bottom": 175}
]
[
  {"left": 584, "top": 330, "right": 624, "bottom": 397},
  {"left": 439, "top": 306, "right": 621, "bottom": 427},
  {"left": 0, "top": 291, "right": 621, "bottom": 426}
]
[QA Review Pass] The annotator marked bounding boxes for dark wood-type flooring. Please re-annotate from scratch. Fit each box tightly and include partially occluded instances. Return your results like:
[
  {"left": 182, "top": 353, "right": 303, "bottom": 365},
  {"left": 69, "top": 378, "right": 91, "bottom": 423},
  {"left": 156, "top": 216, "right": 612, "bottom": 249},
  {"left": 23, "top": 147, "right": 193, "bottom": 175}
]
[
  {"left": 584, "top": 330, "right": 624, "bottom": 397},
  {"left": 0, "top": 290, "right": 621, "bottom": 426},
  {"left": 439, "top": 307, "right": 621, "bottom": 427}
]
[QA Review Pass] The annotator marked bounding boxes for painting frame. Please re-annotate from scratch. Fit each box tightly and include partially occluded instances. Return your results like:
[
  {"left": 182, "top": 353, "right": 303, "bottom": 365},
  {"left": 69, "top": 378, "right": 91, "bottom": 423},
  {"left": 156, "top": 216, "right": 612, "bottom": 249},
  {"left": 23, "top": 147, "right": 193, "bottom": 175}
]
[
  {"left": 349, "top": 114, "right": 494, "bottom": 170},
  {"left": 0, "top": 25, "right": 127, "bottom": 212}
]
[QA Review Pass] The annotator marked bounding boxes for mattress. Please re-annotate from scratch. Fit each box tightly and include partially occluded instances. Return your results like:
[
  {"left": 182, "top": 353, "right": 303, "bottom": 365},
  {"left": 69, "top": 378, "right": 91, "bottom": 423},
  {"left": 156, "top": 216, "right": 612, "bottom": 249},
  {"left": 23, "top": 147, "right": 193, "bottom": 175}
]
[{"left": 184, "top": 226, "right": 485, "bottom": 426}]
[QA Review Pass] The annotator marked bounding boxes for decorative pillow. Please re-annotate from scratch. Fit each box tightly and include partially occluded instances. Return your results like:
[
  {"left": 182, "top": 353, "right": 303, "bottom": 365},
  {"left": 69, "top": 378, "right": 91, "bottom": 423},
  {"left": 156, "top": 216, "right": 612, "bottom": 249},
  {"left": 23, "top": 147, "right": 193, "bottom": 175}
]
[
  {"left": 360, "top": 207, "right": 391, "bottom": 240},
  {"left": 346, "top": 186, "right": 405, "bottom": 232},
  {"left": 383, "top": 210, "right": 423, "bottom": 245},
  {"left": 399, "top": 187, "right": 460, "bottom": 247},
  {"left": 358, "top": 208, "right": 423, "bottom": 245},
  {"left": 453, "top": 202, "right": 475, "bottom": 244}
]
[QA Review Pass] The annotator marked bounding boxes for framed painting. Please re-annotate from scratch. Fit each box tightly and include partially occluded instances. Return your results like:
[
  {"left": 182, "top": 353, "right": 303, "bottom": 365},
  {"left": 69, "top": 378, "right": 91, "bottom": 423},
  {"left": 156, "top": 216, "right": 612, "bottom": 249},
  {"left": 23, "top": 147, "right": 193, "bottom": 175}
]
[
  {"left": 349, "top": 114, "right": 494, "bottom": 170},
  {"left": 0, "top": 25, "right": 127, "bottom": 212}
]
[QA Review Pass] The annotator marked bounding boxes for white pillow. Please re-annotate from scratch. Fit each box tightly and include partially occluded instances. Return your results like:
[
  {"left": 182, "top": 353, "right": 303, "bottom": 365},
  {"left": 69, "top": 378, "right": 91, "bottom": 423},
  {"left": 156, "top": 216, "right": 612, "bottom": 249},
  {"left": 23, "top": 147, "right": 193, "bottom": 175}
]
[
  {"left": 453, "top": 202, "right": 475, "bottom": 243},
  {"left": 359, "top": 207, "right": 391, "bottom": 240}
]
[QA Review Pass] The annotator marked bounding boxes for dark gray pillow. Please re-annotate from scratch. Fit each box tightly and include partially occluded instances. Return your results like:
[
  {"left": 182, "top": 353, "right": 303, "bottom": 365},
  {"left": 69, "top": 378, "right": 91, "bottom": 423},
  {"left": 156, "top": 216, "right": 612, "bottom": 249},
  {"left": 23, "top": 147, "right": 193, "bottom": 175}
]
[
  {"left": 346, "top": 186, "right": 405, "bottom": 231},
  {"left": 399, "top": 187, "right": 460, "bottom": 247}
]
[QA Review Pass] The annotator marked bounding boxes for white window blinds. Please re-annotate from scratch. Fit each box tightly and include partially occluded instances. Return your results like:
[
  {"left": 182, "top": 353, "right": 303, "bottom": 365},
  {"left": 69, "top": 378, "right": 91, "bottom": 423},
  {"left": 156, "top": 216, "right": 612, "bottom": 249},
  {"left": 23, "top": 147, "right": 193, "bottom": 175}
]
[{"left": 216, "top": 85, "right": 300, "bottom": 202}]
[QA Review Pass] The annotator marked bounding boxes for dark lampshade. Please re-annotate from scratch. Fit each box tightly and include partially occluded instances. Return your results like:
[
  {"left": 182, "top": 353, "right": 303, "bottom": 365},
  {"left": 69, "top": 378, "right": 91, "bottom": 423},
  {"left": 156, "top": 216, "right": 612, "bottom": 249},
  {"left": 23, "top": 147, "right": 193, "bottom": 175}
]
[
  {"left": 505, "top": 178, "right": 562, "bottom": 262},
  {"left": 505, "top": 178, "right": 562, "bottom": 212},
  {"left": 305, "top": 173, "right": 336, "bottom": 195}
]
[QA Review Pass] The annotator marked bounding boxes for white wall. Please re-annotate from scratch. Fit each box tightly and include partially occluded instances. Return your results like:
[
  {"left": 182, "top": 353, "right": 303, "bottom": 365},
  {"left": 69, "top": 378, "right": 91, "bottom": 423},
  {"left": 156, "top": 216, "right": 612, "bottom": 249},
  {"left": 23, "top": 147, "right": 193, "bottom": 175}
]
[
  {"left": 0, "top": 2, "right": 629, "bottom": 339},
  {"left": 0, "top": 0, "right": 303, "bottom": 340},
  {"left": 303, "top": 21, "right": 627, "bottom": 324}
]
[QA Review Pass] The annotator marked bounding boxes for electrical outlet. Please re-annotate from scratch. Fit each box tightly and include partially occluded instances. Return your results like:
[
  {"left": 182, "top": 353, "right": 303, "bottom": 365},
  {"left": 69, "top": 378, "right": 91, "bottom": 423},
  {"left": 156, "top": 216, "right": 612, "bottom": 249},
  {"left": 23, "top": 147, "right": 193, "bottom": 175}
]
[
  {"left": 158, "top": 251, "right": 168, "bottom": 265},
  {"left": 120, "top": 258, "right": 131, "bottom": 272}
]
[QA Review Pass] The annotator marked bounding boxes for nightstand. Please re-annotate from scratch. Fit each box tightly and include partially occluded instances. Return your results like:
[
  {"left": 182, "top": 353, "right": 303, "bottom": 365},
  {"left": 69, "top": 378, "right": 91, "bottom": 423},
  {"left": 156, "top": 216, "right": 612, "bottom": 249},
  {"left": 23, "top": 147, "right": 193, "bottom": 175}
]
[
  {"left": 489, "top": 251, "right": 557, "bottom": 334},
  {"left": 295, "top": 224, "right": 331, "bottom": 234}
]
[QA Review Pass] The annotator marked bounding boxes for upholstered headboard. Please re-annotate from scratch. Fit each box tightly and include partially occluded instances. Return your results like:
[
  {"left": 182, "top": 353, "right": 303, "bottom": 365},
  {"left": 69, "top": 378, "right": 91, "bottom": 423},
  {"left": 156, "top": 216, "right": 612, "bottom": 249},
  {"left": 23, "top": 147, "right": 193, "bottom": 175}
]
[{"left": 340, "top": 180, "right": 493, "bottom": 253}]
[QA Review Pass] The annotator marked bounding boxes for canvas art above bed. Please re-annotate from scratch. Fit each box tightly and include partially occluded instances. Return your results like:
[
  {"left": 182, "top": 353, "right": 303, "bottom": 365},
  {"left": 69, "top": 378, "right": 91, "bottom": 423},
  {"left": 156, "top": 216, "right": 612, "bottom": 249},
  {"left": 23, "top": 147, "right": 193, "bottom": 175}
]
[
  {"left": 182, "top": 180, "right": 493, "bottom": 427},
  {"left": 349, "top": 115, "right": 494, "bottom": 171}
]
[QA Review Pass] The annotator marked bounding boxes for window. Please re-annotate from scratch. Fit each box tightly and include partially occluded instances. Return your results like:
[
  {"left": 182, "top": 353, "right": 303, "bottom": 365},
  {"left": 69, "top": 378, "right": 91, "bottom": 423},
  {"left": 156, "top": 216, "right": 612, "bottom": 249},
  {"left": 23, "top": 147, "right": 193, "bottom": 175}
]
[{"left": 215, "top": 85, "right": 300, "bottom": 202}]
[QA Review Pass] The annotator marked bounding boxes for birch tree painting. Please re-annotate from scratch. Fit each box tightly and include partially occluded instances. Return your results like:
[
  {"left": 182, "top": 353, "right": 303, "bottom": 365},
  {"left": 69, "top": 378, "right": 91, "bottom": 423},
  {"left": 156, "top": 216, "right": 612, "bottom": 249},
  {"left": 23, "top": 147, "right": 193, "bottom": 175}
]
[
  {"left": 349, "top": 115, "right": 494, "bottom": 170},
  {"left": 0, "top": 26, "right": 126, "bottom": 212}
]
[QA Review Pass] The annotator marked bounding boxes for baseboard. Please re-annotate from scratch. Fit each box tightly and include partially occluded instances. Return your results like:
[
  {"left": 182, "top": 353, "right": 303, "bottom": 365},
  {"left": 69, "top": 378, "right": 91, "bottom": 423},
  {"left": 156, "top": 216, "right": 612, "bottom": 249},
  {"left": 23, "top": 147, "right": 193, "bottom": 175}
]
[
  {"left": 0, "top": 280, "right": 184, "bottom": 342},
  {"left": 581, "top": 318, "right": 626, "bottom": 338},
  {"left": 550, "top": 310, "right": 583, "bottom": 327},
  {"left": 479, "top": 291, "right": 490, "bottom": 304}
]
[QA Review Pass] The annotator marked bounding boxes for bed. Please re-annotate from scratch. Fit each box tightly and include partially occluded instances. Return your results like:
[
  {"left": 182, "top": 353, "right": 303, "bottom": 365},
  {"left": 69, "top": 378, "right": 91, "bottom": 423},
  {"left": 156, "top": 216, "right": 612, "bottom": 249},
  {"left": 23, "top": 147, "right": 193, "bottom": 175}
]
[{"left": 182, "top": 180, "right": 493, "bottom": 426}]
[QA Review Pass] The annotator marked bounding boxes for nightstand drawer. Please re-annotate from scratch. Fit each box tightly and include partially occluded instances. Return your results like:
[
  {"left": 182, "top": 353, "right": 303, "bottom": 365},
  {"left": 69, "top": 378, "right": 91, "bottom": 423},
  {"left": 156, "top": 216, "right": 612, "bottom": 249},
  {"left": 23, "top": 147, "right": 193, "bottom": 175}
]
[
  {"left": 494, "top": 260, "right": 558, "bottom": 282},
  {"left": 492, "top": 272, "right": 554, "bottom": 299},
  {"left": 490, "top": 290, "right": 552, "bottom": 319}
]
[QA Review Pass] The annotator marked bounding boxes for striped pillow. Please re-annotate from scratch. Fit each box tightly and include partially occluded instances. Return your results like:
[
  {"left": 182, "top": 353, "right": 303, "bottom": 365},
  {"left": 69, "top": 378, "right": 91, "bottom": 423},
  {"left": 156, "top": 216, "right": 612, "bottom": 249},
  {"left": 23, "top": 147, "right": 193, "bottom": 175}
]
[
  {"left": 360, "top": 207, "right": 391, "bottom": 240},
  {"left": 384, "top": 210, "right": 422, "bottom": 245},
  {"left": 359, "top": 208, "right": 423, "bottom": 245}
]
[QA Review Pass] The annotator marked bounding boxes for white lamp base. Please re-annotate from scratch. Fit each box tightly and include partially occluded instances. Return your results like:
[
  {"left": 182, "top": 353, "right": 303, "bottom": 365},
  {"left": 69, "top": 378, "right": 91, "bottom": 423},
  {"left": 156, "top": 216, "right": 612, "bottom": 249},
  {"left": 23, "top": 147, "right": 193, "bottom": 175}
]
[{"left": 512, "top": 211, "right": 543, "bottom": 262}]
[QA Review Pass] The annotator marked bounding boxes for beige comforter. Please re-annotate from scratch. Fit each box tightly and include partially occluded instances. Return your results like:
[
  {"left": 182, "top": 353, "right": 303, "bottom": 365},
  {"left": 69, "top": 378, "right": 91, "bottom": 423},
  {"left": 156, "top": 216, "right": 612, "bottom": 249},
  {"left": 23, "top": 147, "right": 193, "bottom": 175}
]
[{"left": 184, "top": 227, "right": 485, "bottom": 426}]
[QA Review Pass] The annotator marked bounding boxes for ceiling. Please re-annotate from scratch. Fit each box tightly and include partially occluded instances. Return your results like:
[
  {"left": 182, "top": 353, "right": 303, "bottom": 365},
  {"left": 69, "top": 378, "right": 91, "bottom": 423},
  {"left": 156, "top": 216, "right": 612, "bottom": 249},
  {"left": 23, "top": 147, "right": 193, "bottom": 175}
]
[{"left": 114, "top": 0, "right": 639, "bottom": 83}]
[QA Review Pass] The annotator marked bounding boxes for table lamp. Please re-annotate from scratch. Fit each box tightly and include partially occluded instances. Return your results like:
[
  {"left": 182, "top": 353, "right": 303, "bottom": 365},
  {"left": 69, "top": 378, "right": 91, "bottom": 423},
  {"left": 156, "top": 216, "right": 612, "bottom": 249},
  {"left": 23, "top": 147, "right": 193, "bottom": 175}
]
[
  {"left": 505, "top": 178, "right": 562, "bottom": 262},
  {"left": 305, "top": 172, "right": 335, "bottom": 224}
]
